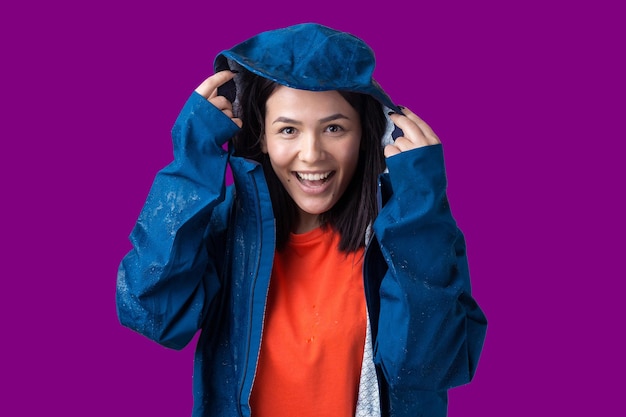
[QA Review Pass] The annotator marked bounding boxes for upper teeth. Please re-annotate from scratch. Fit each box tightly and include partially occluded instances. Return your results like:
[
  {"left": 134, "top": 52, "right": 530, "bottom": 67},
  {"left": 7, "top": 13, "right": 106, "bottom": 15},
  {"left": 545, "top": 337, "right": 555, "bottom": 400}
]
[{"left": 298, "top": 172, "right": 331, "bottom": 181}]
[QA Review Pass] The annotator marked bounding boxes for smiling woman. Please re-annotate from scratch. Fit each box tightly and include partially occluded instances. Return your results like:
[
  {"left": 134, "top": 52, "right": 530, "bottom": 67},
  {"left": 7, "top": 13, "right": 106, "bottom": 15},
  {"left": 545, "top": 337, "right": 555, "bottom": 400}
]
[
  {"left": 262, "top": 86, "right": 362, "bottom": 234},
  {"left": 116, "top": 22, "right": 487, "bottom": 417},
  {"left": 232, "top": 71, "right": 389, "bottom": 251}
]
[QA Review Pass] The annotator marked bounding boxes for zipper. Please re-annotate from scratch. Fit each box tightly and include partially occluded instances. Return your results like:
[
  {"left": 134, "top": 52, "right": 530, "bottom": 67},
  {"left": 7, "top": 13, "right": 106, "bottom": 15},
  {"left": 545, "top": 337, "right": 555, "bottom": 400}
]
[{"left": 237, "top": 165, "right": 275, "bottom": 417}]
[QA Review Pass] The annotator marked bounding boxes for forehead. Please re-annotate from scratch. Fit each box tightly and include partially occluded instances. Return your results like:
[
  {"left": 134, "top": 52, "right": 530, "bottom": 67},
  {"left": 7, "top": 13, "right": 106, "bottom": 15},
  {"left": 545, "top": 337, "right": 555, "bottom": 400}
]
[{"left": 265, "top": 86, "right": 357, "bottom": 120}]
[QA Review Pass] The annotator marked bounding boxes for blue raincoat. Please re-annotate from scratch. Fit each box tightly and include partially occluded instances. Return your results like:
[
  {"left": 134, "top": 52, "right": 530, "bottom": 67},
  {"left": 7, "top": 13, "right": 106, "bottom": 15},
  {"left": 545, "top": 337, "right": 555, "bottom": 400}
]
[{"left": 116, "top": 23, "right": 487, "bottom": 417}]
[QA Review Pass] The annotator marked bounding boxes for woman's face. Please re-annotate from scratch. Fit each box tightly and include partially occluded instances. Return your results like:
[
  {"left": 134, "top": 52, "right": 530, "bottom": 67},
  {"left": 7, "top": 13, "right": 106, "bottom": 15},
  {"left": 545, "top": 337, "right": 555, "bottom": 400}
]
[{"left": 262, "top": 86, "right": 362, "bottom": 234}]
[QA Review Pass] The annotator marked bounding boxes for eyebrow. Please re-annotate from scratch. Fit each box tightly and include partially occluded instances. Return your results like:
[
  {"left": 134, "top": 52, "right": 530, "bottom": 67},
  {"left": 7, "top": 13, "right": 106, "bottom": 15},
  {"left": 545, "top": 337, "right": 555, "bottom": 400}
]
[{"left": 271, "top": 113, "right": 350, "bottom": 125}]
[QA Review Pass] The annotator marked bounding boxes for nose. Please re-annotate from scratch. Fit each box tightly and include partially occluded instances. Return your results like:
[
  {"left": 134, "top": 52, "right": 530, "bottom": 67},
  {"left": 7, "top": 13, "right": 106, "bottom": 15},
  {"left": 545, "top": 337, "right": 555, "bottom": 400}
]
[{"left": 298, "top": 132, "right": 324, "bottom": 163}]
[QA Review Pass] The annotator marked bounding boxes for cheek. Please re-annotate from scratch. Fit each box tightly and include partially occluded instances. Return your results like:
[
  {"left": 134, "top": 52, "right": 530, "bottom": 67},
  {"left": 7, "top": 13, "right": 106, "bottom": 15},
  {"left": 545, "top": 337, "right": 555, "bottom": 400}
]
[
  {"left": 266, "top": 142, "right": 291, "bottom": 174},
  {"left": 339, "top": 140, "right": 362, "bottom": 172}
]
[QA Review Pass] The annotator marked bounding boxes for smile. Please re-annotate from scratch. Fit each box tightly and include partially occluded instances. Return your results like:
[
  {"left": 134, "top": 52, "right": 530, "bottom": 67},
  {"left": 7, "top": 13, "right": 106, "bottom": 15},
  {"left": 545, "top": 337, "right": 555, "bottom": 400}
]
[{"left": 296, "top": 171, "right": 333, "bottom": 182}]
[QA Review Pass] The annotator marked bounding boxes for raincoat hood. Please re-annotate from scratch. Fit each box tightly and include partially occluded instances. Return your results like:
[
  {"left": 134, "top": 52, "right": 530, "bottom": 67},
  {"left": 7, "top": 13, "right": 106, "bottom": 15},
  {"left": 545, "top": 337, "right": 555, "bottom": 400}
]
[{"left": 214, "top": 22, "right": 401, "bottom": 113}]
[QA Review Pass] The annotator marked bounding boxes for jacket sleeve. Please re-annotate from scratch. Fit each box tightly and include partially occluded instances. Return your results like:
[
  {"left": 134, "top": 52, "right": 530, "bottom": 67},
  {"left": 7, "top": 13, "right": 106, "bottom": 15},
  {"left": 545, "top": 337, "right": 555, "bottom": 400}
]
[
  {"left": 115, "top": 92, "right": 241, "bottom": 350},
  {"left": 372, "top": 144, "right": 487, "bottom": 395}
]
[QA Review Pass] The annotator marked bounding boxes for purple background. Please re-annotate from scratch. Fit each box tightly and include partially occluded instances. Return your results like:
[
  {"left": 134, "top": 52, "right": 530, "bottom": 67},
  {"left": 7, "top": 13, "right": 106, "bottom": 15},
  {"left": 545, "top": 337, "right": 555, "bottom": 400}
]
[{"left": 3, "top": 0, "right": 624, "bottom": 415}]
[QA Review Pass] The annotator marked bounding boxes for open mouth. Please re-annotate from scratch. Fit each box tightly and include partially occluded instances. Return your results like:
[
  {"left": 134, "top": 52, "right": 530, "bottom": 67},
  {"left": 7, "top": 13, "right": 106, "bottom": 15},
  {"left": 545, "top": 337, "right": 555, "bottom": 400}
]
[{"left": 295, "top": 171, "right": 335, "bottom": 186}]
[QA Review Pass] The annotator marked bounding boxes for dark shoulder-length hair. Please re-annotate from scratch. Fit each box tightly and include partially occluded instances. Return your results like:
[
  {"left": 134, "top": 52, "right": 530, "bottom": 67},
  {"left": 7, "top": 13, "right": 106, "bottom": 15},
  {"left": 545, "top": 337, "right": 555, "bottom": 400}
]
[{"left": 232, "top": 70, "right": 387, "bottom": 252}]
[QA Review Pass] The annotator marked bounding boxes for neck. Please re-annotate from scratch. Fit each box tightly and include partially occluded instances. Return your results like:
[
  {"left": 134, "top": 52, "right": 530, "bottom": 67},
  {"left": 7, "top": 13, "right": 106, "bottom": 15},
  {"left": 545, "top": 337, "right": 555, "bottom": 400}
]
[{"left": 294, "top": 211, "right": 321, "bottom": 234}]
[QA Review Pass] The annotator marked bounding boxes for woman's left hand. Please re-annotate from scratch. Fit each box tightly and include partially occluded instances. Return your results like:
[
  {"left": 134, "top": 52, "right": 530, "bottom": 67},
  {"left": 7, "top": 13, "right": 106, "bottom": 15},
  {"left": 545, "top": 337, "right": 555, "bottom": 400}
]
[{"left": 384, "top": 106, "right": 441, "bottom": 158}]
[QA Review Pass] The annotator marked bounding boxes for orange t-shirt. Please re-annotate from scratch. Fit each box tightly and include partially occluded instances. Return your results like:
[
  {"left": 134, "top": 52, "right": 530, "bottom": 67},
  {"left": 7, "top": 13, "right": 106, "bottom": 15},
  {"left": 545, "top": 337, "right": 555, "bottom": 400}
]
[{"left": 249, "top": 227, "right": 367, "bottom": 417}]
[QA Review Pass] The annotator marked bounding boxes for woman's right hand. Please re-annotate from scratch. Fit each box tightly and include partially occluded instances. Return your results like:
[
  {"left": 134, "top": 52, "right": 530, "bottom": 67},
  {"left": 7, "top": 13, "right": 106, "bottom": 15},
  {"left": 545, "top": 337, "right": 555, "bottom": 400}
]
[{"left": 195, "top": 71, "right": 243, "bottom": 128}]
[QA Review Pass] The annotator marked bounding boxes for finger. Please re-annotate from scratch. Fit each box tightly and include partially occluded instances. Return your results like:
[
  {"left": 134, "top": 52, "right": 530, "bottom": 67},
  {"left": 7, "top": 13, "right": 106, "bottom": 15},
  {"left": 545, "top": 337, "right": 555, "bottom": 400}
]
[
  {"left": 194, "top": 71, "right": 236, "bottom": 99},
  {"left": 208, "top": 95, "right": 242, "bottom": 128},
  {"left": 388, "top": 136, "right": 416, "bottom": 153},
  {"left": 399, "top": 106, "right": 440, "bottom": 142},
  {"left": 388, "top": 112, "right": 430, "bottom": 147},
  {"left": 384, "top": 143, "right": 401, "bottom": 158},
  {"left": 231, "top": 117, "right": 243, "bottom": 129},
  {"left": 209, "top": 95, "right": 234, "bottom": 112},
  {"left": 389, "top": 111, "right": 440, "bottom": 147}
]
